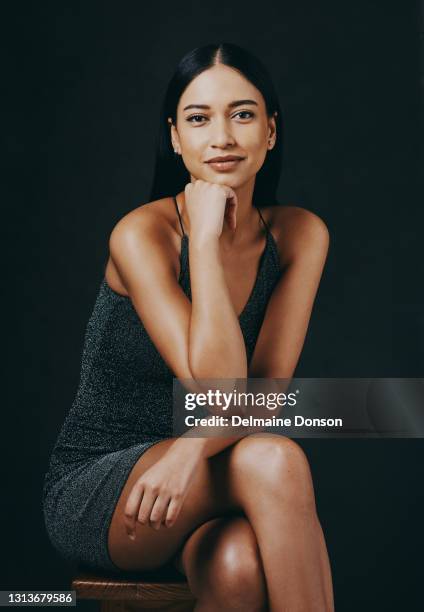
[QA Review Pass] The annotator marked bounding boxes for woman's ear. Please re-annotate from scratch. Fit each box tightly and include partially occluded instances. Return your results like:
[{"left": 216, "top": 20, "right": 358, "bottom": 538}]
[
  {"left": 267, "top": 112, "right": 277, "bottom": 150},
  {"left": 168, "top": 118, "right": 181, "bottom": 154}
]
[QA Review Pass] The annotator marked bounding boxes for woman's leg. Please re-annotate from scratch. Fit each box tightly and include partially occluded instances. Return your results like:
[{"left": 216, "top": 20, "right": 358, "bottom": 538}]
[
  {"left": 175, "top": 515, "right": 268, "bottom": 612},
  {"left": 107, "top": 437, "right": 240, "bottom": 570},
  {"left": 225, "top": 434, "right": 334, "bottom": 612},
  {"left": 107, "top": 433, "right": 334, "bottom": 611}
]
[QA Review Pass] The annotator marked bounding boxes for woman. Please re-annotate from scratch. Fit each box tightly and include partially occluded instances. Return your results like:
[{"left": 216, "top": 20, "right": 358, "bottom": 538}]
[{"left": 43, "top": 43, "right": 334, "bottom": 611}]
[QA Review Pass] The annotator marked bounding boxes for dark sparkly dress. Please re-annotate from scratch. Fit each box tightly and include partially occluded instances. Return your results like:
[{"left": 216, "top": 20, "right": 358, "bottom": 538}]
[{"left": 42, "top": 197, "right": 282, "bottom": 572}]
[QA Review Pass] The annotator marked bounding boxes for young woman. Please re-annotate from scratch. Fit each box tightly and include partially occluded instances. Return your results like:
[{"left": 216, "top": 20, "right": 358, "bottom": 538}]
[{"left": 43, "top": 43, "right": 334, "bottom": 611}]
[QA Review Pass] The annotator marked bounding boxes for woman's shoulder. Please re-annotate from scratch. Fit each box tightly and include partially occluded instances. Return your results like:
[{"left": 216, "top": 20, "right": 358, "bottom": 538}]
[
  {"left": 112, "top": 197, "right": 181, "bottom": 239},
  {"left": 260, "top": 204, "right": 330, "bottom": 268},
  {"left": 105, "top": 197, "right": 182, "bottom": 296}
]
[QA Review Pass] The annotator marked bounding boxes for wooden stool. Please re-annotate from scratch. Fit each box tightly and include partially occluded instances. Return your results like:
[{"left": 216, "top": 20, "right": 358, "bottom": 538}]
[{"left": 72, "top": 568, "right": 196, "bottom": 612}]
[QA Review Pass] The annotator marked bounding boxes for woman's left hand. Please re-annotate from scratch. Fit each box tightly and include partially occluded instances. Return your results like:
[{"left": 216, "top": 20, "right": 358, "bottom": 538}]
[{"left": 123, "top": 439, "right": 203, "bottom": 536}]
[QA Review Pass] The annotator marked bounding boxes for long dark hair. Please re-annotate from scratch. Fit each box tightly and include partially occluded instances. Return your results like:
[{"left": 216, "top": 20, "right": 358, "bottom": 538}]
[{"left": 148, "top": 43, "right": 283, "bottom": 207}]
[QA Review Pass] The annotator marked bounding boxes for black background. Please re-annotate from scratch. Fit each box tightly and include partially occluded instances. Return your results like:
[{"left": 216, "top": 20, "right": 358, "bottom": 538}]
[{"left": 3, "top": 1, "right": 423, "bottom": 610}]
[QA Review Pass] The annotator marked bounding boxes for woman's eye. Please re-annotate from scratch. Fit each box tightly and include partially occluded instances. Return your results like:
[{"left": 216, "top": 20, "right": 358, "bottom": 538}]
[
  {"left": 234, "top": 111, "right": 254, "bottom": 120},
  {"left": 186, "top": 115, "right": 207, "bottom": 123},
  {"left": 186, "top": 111, "right": 254, "bottom": 124}
]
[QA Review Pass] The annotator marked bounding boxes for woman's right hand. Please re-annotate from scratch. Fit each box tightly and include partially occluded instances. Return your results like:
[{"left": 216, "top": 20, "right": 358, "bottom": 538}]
[{"left": 184, "top": 179, "right": 238, "bottom": 241}]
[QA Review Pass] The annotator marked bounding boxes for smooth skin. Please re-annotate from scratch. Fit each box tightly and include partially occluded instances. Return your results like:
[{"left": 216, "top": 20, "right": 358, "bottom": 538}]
[{"left": 105, "top": 63, "right": 333, "bottom": 611}]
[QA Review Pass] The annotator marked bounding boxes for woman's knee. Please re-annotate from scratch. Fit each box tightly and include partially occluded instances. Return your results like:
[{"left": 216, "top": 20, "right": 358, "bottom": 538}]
[
  {"left": 229, "top": 434, "right": 316, "bottom": 511},
  {"left": 185, "top": 516, "right": 267, "bottom": 611}
]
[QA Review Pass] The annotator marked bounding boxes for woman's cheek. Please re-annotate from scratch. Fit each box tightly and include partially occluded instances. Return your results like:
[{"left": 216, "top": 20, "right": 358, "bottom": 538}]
[
  {"left": 179, "top": 149, "right": 199, "bottom": 175},
  {"left": 251, "top": 145, "right": 268, "bottom": 174}
]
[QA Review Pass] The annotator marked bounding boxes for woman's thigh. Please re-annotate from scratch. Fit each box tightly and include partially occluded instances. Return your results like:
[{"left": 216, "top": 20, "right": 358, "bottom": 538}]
[
  {"left": 108, "top": 432, "right": 313, "bottom": 572},
  {"left": 107, "top": 437, "right": 242, "bottom": 571}
]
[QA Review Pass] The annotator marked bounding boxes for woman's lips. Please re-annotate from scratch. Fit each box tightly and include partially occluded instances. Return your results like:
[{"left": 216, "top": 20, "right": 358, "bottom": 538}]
[{"left": 206, "top": 159, "right": 244, "bottom": 172}]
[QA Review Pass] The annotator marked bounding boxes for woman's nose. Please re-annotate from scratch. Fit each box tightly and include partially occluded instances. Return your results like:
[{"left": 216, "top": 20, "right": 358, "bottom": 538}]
[{"left": 210, "top": 117, "right": 236, "bottom": 148}]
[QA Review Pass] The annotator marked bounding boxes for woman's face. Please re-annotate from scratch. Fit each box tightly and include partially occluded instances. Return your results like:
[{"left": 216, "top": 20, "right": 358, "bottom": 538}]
[{"left": 170, "top": 64, "right": 277, "bottom": 190}]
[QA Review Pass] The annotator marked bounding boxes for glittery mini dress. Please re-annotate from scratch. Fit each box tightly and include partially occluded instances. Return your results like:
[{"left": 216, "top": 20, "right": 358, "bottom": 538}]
[{"left": 42, "top": 197, "right": 282, "bottom": 573}]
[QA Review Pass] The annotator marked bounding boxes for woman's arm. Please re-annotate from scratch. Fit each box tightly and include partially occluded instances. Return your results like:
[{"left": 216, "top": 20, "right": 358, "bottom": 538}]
[
  {"left": 109, "top": 205, "right": 246, "bottom": 383},
  {"left": 187, "top": 234, "right": 247, "bottom": 378},
  {"left": 187, "top": 208, "right": 330, "bottom": 458},
  {"left": 109, "top": 197, "right": 247, "bottom": 460},
  {"left": 248, "top": 207, "right": 330, "bottom": 379}
]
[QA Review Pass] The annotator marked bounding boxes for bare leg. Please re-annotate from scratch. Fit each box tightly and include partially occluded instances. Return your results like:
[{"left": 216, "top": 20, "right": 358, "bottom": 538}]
[
  {"left": 225, "top": 434, "right": 335, "bottom": 611},
  {"left": 108, "top": 437, "right": 241, "bottom": 571},
  {"left": 108, "top": 434, "right": 334, "bottom": 611},
  {"left": 175, "top": 516, "right": 268, "bottom": 611}
]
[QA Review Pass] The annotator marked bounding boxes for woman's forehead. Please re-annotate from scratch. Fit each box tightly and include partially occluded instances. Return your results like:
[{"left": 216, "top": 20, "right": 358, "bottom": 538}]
[{"left": 178, "top": 65, "right": 264, "bottom": 111}]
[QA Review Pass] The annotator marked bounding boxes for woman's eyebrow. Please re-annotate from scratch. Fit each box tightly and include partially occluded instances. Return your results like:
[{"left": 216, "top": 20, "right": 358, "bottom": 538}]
[{"left": 183, "top": 99, "right": 259, "bottom": 111}]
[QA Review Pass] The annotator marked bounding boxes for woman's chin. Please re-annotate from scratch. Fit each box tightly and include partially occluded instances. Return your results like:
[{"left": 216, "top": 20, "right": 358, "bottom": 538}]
[{"left": 194, "top": 172, "right": 245, "bottom": 188}]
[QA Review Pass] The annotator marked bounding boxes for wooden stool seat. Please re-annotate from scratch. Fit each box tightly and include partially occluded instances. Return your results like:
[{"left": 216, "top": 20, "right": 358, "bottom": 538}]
[{"left": 72, "top": 567, "right": 196, "bottom": 612}]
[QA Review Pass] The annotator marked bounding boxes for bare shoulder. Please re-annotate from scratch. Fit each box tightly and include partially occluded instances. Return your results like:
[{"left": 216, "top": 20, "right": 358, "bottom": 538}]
[
  {"left": 109, "top": 197, "right": 180, "bottom": 246},
  {"left": 261, "top": 204, "right": 330, "bottom": 268},
  {"left": 105, "top": 197, "right": 182, "bottom": 295}
]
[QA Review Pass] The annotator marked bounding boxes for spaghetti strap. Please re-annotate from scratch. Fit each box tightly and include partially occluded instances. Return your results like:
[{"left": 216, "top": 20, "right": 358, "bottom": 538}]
[
  {"left": 257, "top": 207, "right": 271, "bottom": 234},
  {"left": 173, "top": 196, "right": 186, "bottom": 237}
]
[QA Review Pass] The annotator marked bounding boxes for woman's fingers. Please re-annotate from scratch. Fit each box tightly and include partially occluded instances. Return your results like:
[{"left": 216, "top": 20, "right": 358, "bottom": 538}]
[
  {"left": 149, "top": 494, "right": 172, "bottom": 530},
  {"left": 124, "top": 480, "right": 145, "bottom": 538},
  {"left": 137, "top": 486, "right": 159, "bottom": 525},
  {"left": 224, "top": 187, "right": 238, "bottom": 230},
  {"left": 124, "top": 477, "right": 183, "bottom": 538},
  {"left": 164, "top": 495, "right": 183, "bottom": 528},
  {"left": 225, "top": 196, "right": 238, "bottom": 232}
]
